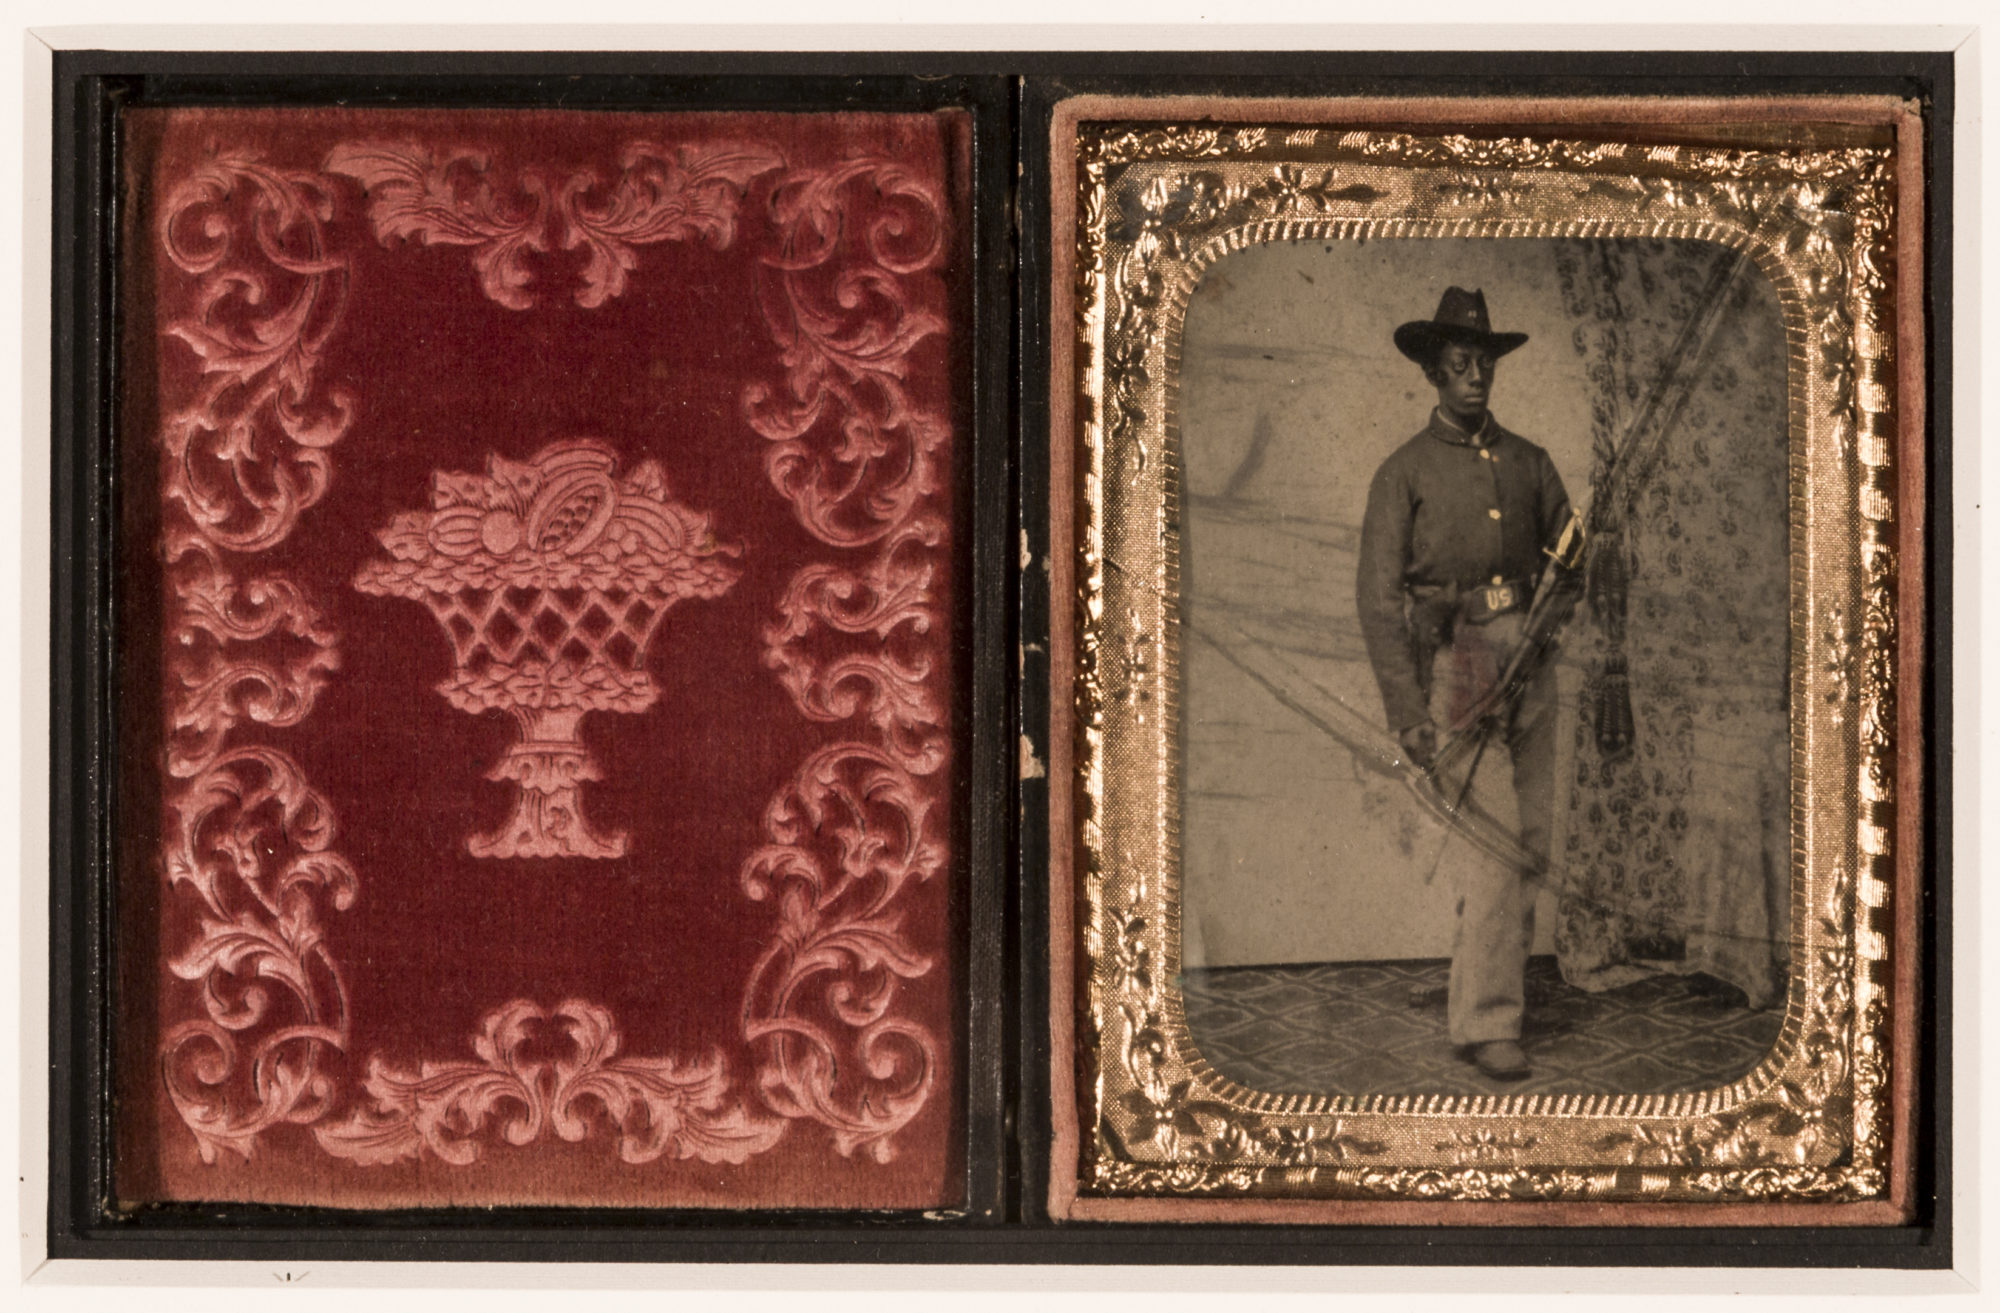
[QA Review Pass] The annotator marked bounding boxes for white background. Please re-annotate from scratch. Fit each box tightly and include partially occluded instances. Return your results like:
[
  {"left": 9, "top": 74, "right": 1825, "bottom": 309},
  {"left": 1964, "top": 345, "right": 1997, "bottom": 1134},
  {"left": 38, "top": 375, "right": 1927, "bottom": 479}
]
[{"left": 3, "top": 3, "right": 1988, "bottom": 1307}]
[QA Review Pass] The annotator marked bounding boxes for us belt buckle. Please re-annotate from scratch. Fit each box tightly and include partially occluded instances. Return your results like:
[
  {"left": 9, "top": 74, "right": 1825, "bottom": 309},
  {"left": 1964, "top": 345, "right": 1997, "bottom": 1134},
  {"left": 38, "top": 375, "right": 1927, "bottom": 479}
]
[{"left": 1483, "top": 582, "right": 1516, "bottom": 616}]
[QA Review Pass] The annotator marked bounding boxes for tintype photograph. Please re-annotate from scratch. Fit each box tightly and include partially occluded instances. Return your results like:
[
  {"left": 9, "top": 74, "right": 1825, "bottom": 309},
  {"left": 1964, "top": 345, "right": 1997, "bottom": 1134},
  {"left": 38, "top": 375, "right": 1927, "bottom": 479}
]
[
  {"left": 1178, "top": 241, "right": 1790, "bottom": 1097},
  {"left": 1048, "top": 97, "right": 1925, "bottom": 1220}
]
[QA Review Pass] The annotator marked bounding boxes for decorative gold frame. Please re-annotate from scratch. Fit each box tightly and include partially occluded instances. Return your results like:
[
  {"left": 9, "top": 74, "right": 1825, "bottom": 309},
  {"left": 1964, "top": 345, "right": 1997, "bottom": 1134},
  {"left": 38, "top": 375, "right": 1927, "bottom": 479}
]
[{"left": 1047, "top": 97, "right": 1926, "bottom": 1223}]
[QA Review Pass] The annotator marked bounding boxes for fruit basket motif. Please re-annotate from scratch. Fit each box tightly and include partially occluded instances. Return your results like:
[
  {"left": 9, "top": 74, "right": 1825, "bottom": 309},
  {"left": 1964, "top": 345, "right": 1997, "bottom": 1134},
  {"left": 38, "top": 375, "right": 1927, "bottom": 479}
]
[{"left": 354, "top": 438, "right": 740, "bottom": 857}]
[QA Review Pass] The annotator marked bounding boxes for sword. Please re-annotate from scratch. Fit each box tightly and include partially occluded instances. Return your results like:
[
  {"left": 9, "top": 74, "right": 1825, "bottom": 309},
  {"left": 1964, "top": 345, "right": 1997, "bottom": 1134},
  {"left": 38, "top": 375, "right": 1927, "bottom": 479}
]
[{"left": 1426, "top": 245, "right": 1755, "bottom": 778}]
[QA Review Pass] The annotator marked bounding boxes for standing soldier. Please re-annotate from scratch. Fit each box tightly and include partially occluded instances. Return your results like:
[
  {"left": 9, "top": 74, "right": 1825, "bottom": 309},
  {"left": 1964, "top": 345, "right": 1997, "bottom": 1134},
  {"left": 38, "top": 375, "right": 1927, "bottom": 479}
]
[{"left": 1355, "top": 287, "right": 1573, "bottom": 1081}]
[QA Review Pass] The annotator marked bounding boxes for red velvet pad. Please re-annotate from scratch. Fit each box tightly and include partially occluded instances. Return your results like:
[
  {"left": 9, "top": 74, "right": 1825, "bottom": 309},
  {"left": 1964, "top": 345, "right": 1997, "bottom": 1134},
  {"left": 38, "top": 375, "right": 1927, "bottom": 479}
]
[{"left": 115, "top": 106, "right": 968, "bottom": 1210}]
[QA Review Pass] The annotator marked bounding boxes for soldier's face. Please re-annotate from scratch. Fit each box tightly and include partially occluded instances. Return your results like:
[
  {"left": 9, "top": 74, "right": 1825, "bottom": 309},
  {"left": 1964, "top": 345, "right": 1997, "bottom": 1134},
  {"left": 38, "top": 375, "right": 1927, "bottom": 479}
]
[{"left": 1431, "top": 343, "right": 1496, "bottom": 422}]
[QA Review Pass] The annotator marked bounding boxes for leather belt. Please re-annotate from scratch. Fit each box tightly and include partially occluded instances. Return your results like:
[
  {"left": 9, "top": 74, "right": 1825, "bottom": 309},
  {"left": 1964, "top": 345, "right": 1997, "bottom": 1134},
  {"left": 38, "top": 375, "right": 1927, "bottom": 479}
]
[
  {"left": 1409, "top": 577, "right": 1535, "bottom": 628},
  {"left": 1461, "top": 576, "right": 1534, "bottom": 625}
]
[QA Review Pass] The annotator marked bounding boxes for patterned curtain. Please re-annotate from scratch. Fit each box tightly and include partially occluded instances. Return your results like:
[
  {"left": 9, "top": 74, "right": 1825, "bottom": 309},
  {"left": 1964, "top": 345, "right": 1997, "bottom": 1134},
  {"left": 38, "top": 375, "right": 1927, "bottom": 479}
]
[{"left": 1550, "top": 238, "right": 1792, "bottom": 1008}]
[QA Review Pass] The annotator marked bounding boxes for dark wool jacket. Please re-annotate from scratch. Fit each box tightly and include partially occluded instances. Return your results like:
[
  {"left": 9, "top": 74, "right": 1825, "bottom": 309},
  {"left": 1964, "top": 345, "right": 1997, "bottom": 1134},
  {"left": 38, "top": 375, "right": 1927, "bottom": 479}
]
[{"left": 1355, "top": 409, "right": 1572, "bottom": 732}]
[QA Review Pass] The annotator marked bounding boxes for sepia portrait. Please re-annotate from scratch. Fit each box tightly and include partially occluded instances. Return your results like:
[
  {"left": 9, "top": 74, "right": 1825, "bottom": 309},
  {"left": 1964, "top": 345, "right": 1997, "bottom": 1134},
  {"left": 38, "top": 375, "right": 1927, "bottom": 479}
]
[
  {"left": 1048, "top": 98, "right": 1925, "bottom": 1221},
  {"left": 1178, "top": 242, "right": 1787, "bottom": 1095}
]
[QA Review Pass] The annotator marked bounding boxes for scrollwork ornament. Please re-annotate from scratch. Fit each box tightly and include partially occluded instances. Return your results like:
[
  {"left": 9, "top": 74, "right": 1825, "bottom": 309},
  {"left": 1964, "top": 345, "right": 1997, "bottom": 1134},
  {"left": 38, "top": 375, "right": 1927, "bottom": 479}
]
[
  {"left": 316, "top": 1000, "right": 784, "bottom": 1166},
  {"left": 762, "top": 519, "right": 948, "bottom": 774},
  {"left": 324, "top": 139, "right": 783, "bottom": 310},
  {"left": 154, "top": 146, "right": 363, "bottom": 1162},
  {"left": 157, "top": 150, "right": 355, "bottom": 557},
  {"left": 166, "top": 546, "right": 342, "bottom": 778},
  {"left": 743, "top": 158, "right": 951, "bottom": 548},
  {"left": 160, "top": 745, "right": 357, "bottom": 1162},
  {"left": 737, "top": 154, "right": 955, "bottom": 1161},
  {"left": 739, "top": 744, "right": 944, "bottom": 1161}
]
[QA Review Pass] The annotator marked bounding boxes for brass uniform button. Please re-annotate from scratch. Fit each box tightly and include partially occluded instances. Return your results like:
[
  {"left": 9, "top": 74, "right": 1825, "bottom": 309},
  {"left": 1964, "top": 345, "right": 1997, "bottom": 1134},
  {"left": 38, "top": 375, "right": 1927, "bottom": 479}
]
[{"left": 1488, "top": 508, "right": 1502, "bottom": 520}]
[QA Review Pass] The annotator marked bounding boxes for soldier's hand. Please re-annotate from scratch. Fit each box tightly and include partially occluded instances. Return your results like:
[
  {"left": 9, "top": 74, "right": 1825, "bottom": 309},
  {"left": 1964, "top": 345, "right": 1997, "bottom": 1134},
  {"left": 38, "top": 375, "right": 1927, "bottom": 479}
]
[{"left": 1399, "top": 720, "right": 1438, "bottom": 767}]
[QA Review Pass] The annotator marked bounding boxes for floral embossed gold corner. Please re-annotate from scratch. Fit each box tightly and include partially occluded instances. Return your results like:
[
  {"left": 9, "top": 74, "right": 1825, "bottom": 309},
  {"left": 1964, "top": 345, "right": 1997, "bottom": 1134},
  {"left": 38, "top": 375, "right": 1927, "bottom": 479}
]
[{"left": 1049, "top": 98, "right": 1923, "bottom": 1222}]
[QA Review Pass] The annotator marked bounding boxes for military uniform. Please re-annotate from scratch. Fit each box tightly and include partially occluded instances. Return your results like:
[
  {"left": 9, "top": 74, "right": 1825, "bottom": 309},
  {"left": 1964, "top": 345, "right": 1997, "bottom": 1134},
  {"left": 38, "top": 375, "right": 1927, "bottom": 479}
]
[{"left": 1355, "top": 406, "right": 1571, "bottom": 1049}]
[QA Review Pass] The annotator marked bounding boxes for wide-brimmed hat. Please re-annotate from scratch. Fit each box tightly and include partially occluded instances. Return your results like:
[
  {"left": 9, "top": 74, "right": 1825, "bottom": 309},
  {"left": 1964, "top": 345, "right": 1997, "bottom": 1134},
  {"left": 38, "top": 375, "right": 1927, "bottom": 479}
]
[{"left": 1393, "top": 287, "right": 1529, "bottom": 365}]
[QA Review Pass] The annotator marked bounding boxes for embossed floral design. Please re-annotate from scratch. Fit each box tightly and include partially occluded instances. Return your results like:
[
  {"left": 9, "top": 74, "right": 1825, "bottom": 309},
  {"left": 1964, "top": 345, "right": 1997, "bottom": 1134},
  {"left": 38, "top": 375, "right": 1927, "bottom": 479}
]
[
  {"left": 1823, "top": 601, "right": 1857, "bottom": 726},
  {"left": 1437, "top": 1128, "right": 1540, "bottom": 1167},
  {"left": 739, "top": 743, "right": 943, "bottom": 1161},
  {"left": 744, "top": 158, "right": 949, "bottom": 547},
  {"left": 355, "top": 438, "right": 740, "bottom": 858},
  {"left": 762, "top": 521, "right": 948, "bottom": 773},
  {"left": 557, "top": 141, "right": 786, "bottom": 307},
  {"left": 317, "top": 1000, "right": 785, "bottom": 1165},
  {"left": 154, "top": 148, "right": 360, "bottom": 1163},
  {"left": 1116, "top": 1078, "right": 1240, "bottom": 1156},
  {"left": 1595, "top": 1119, "right": 1743, "bottom": 1168},
  {"left": 1111, "top": 614, "right": 1155, "bottom": 723},
  {"left": 1346, "top": 1167, "right": 1599, "bottom": 1202},
  {"left": 325, "top": 139, "right": 782, "bottom": 310},
  {"left": 738, "top": 155, "right": 953, "bottom": 1160},
  {"left": 322, "top": 141, "right": 548, "bottom": 309},
  {"left": 168, "top": 548, "right": 342, "bottom": 777},
  {"left": 158, "top": 150, "right": 355, "bottom": 557},
  {"left": 1351, "top": 132, "right": 1624, "bottom": 172},
  {"left": 1108, "top": 905, "right": 1155, "bottom": 999},
  {"left": 1253, "top": 1119, "right": 1388, "bottom": 1167},
  {"left": 161, "top": 746, "right": 358, "bottom": 1163}
]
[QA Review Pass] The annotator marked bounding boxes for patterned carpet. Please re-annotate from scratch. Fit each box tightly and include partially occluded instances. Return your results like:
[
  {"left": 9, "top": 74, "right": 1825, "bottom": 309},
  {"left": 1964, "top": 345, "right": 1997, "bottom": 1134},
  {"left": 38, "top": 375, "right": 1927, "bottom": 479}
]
[{"left": 1181, "top": 956, "right": 1784, "bottom": 1098}]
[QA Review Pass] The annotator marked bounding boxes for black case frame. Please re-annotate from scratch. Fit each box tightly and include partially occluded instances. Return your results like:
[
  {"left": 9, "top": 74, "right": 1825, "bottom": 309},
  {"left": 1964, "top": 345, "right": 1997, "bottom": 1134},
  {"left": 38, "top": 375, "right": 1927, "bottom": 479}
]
[{"left": 48, "top": 48, "right": 1951, "bottom": 1267}]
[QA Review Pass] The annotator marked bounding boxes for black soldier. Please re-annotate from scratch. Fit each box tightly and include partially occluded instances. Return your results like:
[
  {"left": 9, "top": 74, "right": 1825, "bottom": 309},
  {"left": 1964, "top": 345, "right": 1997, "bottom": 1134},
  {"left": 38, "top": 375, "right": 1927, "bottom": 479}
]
[{"left": 1355, "top": 287, "right": 1573, "bottom": 1081}]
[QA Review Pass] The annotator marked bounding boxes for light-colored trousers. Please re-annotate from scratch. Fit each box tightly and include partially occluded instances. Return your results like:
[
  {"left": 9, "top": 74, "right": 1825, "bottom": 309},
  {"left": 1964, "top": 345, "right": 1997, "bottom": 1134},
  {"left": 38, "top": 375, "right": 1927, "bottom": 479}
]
[{"left": 1426, "top": 611, "right": 1558, "bottom": 1046}]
